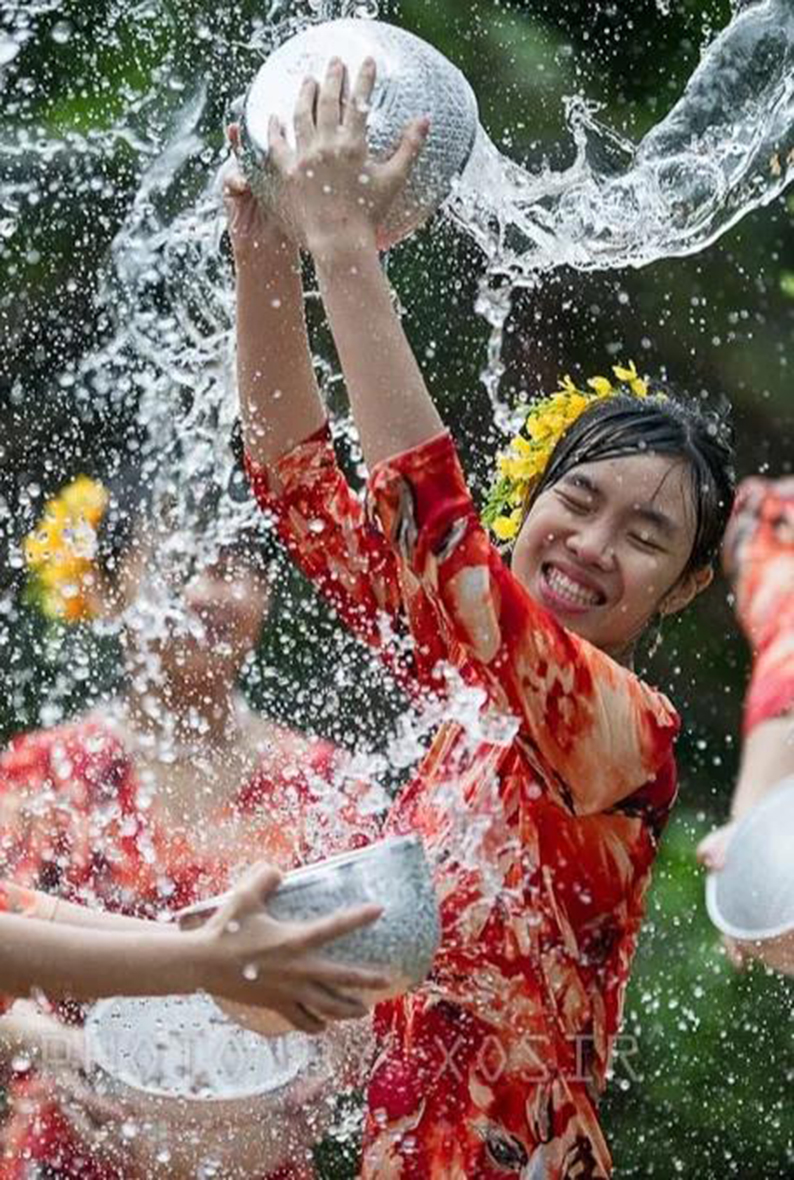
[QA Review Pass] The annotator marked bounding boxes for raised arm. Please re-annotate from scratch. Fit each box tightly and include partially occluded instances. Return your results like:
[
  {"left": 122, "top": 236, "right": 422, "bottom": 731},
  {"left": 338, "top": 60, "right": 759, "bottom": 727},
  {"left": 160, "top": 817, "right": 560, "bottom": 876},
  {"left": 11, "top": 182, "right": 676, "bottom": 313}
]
[
  {"left": 227, "top": 122, "right": 450, "bottom": 690},
  {"left": 225, "top": 124, "right": 326, "bottom": 471},
  {"left": 266, "top": 62, "right": 679, "bottom": 814},
  {"left": 266, "top": 59, "right": 442, "bottom": 471}
]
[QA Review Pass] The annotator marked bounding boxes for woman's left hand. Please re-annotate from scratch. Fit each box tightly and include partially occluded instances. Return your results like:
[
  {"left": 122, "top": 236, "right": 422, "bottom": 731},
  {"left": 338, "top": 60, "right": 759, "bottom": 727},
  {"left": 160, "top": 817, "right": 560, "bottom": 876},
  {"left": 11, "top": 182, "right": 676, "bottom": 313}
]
[{"left": 268, "top": 57, "right": 429, "bottom": 258}]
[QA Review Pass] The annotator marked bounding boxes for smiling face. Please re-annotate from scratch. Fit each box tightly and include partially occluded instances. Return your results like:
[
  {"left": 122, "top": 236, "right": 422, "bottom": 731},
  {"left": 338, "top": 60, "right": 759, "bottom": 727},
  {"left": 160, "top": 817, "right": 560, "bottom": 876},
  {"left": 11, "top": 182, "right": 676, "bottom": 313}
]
[{"left": 510, "top": 452, "right": 713, "bottom": 662}]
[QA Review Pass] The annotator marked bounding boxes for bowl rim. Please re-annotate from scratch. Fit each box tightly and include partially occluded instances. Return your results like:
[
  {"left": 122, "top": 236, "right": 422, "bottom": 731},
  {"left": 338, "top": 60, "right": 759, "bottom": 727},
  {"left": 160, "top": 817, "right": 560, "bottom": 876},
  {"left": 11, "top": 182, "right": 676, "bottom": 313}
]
[
  {"left": 705, "top": 776, "right": 794, "bottom": 941},
  {"left": 85, "top": 996, "right": 314, "bottom": 1104},
  {"left": 174, "top": 833, "right": 425, "bottom": 922}
]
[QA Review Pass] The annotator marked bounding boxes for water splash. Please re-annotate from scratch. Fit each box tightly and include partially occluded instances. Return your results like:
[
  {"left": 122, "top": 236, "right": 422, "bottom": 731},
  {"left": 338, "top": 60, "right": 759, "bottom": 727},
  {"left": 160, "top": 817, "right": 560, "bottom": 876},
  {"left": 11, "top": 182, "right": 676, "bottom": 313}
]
[
  {"left": 3, "top": 0, "right": 794, "bottom": 923},
  {"left": 453, "top": 0, "right": 794, "bottom": 278}
]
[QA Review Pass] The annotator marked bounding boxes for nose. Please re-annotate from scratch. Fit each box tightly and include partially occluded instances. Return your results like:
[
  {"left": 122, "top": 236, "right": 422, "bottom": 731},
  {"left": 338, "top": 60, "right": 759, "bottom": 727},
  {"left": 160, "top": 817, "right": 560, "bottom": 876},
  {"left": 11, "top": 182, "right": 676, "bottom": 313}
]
[{"left": 564, "top": 522, "right": 616, "bottom": 571}]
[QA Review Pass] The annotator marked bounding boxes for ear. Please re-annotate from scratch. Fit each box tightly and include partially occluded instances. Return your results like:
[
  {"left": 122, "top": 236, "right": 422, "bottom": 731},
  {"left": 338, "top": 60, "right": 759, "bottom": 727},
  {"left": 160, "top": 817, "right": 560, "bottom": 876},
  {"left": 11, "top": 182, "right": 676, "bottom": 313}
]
[{"left": 659, "top": 564, "right": 714, "bottom": 618}]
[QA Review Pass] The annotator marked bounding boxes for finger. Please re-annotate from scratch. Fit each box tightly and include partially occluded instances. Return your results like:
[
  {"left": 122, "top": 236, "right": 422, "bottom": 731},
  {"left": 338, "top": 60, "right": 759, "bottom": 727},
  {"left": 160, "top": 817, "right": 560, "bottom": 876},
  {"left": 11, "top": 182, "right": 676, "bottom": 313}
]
[
  {"left": 382, "top": 116, "right": 430, "bottom": 184},
  {"left": 340, "top": 61, "right": 351, "bottom": 120},
  {"left": 294, "top": 75, "right": 319, "bottom": 152},
  {"left": 300, "top": 956, "right": 390, "bottom": 992},
  {"left": 301, "top": 982, "right": 368, "bottom": 1021},
  {"left": 296, "top": 902, "right": 383, "bottom": 951},
  {"left": 227, "top": 122, "right": 241, "bottom": 153},
  {"left": 218, "top": 862, "right": 282, "bottom": 925},
  {"left": 222, "top": 168, "right": 250, "bottom": 198},
  {"left": 289, "top": 1002, "right": 327, "bottom": 1036},
  {"left": 317, "top": 57, "right": 345, "bottom": 135},
  {"left": 345, "top": 57, "right": 376, "bottom": 134},
  {"left": 268, "top": 115, "right": 294, "bottom": 174},
  {"left": 725, "top": 937, "right": 747, "bottom": 971}
]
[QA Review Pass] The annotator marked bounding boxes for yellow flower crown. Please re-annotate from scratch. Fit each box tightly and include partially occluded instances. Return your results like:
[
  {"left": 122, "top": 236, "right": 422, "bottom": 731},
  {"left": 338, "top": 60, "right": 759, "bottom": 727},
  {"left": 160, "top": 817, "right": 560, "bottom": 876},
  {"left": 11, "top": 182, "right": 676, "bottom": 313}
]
[
  {"left": 24, "top": 476, "right": 109, "bottom": 623},
  {"left": 483, "top": 362, "right": 658, "bottom": 542}
]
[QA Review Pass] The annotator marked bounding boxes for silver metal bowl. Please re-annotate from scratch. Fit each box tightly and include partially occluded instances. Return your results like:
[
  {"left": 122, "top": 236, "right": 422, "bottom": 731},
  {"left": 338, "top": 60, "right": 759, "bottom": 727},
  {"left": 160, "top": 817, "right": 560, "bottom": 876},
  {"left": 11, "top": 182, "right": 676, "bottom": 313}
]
[
  {"left": 239, "top": 17, "right": 479, "bottom": 249},
  {"left": 178, "top": 834, "right": 441, "bottom": 999},
  {"left": 705, "top": 777, "right": 794, "bottom": 975}
]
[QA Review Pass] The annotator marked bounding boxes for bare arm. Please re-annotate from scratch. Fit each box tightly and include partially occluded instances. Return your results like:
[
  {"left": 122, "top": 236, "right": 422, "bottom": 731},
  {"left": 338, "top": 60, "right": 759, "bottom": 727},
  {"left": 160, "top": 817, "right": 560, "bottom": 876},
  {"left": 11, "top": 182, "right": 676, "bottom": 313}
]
[
  {"left": 315, "top": 243, "right": 445, "bottom": 469},
  {"left": 0, "top": 868, "right": 387, "bottom": 1031},
  {"left": 267, "top": 60, "right": 442, "bottom": 472},
  {"left": 729, "top": 714, "right": 794, "bottom": 819},
  {"left": 225, "top": 127, "right": 326, "bottom": 470}
]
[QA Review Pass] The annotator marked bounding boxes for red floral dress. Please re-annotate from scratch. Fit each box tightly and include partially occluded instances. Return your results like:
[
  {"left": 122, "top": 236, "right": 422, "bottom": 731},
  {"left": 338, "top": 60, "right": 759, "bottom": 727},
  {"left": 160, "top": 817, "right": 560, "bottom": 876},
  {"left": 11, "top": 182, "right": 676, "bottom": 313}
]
[
  {"left": 726, "top": 477, "right": 794, "bottom": 734},
  {"left": 0, "top": 715, "right": 371, "bottom": 1179},
  {"left": 246, "top": 427, "right": 681, "bottom": 1179}
]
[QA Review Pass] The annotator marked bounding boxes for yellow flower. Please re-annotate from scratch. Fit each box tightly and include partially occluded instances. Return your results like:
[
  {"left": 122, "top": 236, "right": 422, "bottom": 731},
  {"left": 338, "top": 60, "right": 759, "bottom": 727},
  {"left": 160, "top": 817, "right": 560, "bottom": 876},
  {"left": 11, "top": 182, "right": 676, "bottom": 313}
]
[
  {"left": 24, "top": 476, "right": 108, "bottom": 623},
  {"left": 587, "top": 376, "right": 613, "bottom": 397},
  {"left": 492, "top": 509, "right": 522, "bottom": 541},
  {"left": 612, "top": 361, "right": 639, "bottom": 384},
  {"left": 612, "top": 361, "right": 650, "bottom": 398},
  {"left": 483, "top": 363, "right": 661, "bottom": 544}
]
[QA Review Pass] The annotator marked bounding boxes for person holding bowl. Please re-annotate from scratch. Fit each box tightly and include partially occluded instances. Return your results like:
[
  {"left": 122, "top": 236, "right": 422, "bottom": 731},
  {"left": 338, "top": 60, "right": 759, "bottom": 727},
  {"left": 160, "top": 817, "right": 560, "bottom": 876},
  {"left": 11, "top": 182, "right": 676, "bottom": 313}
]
[{"left": 227, "top": 58, "right": 735, "bottom": 1178}]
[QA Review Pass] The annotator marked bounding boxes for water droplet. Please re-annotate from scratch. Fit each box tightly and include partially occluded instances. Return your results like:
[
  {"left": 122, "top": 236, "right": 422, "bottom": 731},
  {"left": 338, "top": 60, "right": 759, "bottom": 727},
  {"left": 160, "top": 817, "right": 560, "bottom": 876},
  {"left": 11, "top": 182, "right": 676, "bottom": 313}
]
[
  {"left": 50, "top": 21, "right": 73, "bottom": 45},
  {"left": 0, "top": 38, "right": 20, "bottom": 65}
]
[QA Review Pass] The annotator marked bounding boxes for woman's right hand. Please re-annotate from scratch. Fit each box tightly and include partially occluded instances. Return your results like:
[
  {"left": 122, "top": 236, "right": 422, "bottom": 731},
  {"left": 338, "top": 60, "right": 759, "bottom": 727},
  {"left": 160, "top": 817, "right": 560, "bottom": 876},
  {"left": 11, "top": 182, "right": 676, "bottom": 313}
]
[{"left": 190, "top": 861, "right": 388, "bottom": 1034}]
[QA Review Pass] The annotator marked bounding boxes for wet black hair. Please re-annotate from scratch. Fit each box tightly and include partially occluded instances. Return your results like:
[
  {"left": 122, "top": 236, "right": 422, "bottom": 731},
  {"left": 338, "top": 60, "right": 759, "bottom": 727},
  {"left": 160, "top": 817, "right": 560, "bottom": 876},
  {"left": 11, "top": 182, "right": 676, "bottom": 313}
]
[{"left": 528, "top": 386, "right": 736, "bottom": 576}]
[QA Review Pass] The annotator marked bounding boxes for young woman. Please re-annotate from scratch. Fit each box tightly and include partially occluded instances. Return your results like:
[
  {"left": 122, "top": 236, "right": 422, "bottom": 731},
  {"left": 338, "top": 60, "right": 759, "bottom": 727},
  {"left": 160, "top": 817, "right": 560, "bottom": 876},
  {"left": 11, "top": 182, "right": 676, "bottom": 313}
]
[
  {"left": 0, "top": 470, "right": 383, "bottom": 1177},
  {"left": 697, "top": 476, "right": 794, "bottom": 969},
  {"left": 227, "top": 58, "right": 735, "bottom": 1178}
]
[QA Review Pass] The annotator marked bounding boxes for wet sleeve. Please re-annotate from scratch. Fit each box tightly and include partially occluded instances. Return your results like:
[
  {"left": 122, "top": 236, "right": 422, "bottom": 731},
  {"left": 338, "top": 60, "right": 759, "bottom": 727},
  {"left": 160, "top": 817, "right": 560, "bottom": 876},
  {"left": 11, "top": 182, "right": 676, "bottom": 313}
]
[
  {"left": 244, "top": 425, "right": 450, "bottom": 696},
  {"left": 368, "top": 432, "right": 681, "bottom": 815}
]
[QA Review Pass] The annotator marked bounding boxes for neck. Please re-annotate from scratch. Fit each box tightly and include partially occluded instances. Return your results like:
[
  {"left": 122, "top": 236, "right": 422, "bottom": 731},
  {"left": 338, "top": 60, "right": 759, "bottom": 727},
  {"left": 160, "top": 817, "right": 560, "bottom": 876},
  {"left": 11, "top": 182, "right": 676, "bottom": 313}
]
[{"left": 121, "top": 672, "right": 244, "bottom": 754}]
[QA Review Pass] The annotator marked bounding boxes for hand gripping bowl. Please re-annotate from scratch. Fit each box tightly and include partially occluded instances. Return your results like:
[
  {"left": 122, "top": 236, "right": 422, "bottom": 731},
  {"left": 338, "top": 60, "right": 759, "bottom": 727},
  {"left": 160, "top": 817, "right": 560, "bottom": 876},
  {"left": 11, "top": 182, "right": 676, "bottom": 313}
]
[
  {"left": 80, "top": 837, "right": 439, "bottom": 1172},
  {"left": 179, "top": 833, "right": 442, "bottom": 1000},
  {"left": 705, "top": 777, "right": 794, "bottom": 975},
  {"left": 239, "top": 17, "right": 480, "bottom": 249}
]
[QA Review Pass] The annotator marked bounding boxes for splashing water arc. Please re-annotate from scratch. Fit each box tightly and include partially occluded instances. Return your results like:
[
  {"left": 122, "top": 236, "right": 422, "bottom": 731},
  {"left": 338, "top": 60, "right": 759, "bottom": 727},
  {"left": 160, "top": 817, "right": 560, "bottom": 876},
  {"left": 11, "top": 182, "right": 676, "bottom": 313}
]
[{"left": 451, "top": 0, "right": 794, "bottom": 275}]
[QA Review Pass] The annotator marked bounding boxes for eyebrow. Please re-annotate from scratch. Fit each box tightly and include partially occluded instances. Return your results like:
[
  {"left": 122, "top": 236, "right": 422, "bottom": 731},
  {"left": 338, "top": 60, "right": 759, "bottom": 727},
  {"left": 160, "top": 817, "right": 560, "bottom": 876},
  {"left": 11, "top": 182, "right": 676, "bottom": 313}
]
[{"left": 562, "top": 473, "right": 680, "bottom": 536}]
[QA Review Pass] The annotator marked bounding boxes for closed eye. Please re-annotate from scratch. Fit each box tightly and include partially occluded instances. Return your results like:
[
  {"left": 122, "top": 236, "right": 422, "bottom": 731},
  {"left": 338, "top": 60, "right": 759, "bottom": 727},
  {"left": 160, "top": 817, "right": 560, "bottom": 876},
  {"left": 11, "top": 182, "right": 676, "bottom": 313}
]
[
  {"left": 629, "top": 532, "right": 665, "bottom": 553},
  {"left": 557, "top": 492, "right": 591, "bottom": 515}
]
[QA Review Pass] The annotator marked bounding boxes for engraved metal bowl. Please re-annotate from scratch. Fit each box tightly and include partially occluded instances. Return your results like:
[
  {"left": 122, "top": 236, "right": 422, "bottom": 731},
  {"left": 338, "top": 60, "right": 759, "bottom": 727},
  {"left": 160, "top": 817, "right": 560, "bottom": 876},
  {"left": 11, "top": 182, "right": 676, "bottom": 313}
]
[
  {"left": 239, "top": 17, "right": 479, "bottom": 249},
  {"left": 178, "top": 834, "right": 441, "bottom": 1001},
  {"left": 705, "top": 777, "right": 794, "bottom": 975}
]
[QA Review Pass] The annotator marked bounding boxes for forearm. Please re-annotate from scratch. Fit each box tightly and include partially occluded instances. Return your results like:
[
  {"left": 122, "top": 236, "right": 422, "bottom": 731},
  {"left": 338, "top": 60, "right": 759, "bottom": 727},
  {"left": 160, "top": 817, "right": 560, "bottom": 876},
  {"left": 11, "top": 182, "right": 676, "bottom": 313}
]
[
  {"left": 729, "top": 713, "right": 794, "bottom": 819},
  {"left": 314, "top": 238, "right": 445, "bottom": 470},
  {"left": 0, "top": 913, "right": 201, "bottom": 1002},
  {"left": 236, "top": 233, "right": 327, "bottom": 468},
  {"left": 5, "top": 884, "right": 165, "bottom": 934}
]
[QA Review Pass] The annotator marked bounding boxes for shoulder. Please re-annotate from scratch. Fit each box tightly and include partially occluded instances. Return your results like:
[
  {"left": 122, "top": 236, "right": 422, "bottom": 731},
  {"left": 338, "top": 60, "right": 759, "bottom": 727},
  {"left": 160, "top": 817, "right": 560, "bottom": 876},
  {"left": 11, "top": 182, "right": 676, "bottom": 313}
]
[{"left": 0, "top": 717, "right": 131, "bottom": 794}]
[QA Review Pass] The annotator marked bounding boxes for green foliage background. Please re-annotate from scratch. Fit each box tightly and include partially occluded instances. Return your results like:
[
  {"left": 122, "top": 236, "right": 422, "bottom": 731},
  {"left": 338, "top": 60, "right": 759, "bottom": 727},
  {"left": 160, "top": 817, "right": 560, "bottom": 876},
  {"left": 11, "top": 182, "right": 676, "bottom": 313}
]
[{"left": 1, "top": 0, "right": 792, "bottom": 1176}]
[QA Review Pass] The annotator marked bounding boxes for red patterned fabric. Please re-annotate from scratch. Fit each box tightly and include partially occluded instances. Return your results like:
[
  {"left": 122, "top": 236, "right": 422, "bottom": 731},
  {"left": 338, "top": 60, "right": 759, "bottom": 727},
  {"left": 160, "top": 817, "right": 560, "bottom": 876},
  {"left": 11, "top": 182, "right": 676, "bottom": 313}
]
[
  {"left": 0, "top": 716, "right": 369, "bottom": 1179},
  {"left": 246, "top": 426, "right": 681, "bottom": 1179},
  {"left": 726, "top": 478, "right": 794, "bottom": 735}
]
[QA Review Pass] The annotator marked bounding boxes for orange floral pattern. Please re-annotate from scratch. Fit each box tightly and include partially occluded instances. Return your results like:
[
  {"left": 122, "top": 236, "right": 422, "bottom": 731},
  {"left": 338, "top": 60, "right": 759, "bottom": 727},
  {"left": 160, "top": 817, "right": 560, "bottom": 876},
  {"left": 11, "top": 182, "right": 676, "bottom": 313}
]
[
  {"left": 725, "top": 477, "right": 794, "bottom": 734},
  {"left": 246, "top": 426, "right": 681, "bottom": 1179},
  {"left": 0, "top": 717, "right": 369, "bottom": 1179}
]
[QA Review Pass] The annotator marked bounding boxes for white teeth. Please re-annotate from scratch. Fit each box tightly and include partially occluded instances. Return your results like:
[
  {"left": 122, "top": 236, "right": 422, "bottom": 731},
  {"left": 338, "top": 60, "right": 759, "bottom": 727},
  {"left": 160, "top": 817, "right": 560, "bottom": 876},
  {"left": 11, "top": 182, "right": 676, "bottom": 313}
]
[{"left": 545, "top": 566, "right": 601, "bottom": 608}]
